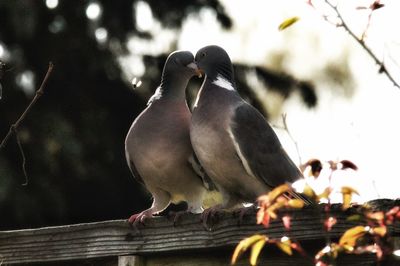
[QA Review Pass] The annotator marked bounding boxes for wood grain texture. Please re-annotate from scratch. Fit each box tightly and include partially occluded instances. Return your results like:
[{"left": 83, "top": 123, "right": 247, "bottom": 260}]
[{"left": 0, "top": 200, "right": 399, "bottom": 265}]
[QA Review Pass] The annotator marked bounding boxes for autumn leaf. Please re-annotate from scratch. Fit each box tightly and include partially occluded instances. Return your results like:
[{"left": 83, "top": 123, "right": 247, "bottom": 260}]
[
  {"left": 346, "top": 214, "right": 363, "bottom": 222},
  {"left": 339, "top": 226, "right": 367, "bottom": 247},
  {"left": 339, "top": 160, "right": 358, "bottom": 170},
  {"left": 301, "top": 159, "right": 322, "bottom": 178},
  {"left": 267, "top": 184, "right": 291, "bottom": 202},
  {"left": 370, "top": 1, "right": 385, "bottom": 11},
  {"left": 282, "top": 215, "right": 291, "bottom": 229},
  {"left": 232, "top": 235, "right": 267, "bottom": 265},
  {"left": 324, "top": 216, "right": 337, "bottom": 231},
  {"left": 387, "top": 206, "right": 400, "bottom": 216},
  {"left": 303, "top": 183, "right": 317, "bottom": 199},
  {"left": 250, "top": 238, "right": 267, "bottom": 266},
  {"left": 276, "top": 236, "right": 293, "bottom": 255},
  {"left": 287, "top": 199, "right": 305, "bottom": 209},
  {"left": 315, "top": 244, "right": 340, "bottom": 260},
  {"left": 278, "top": 16, "right": 300, "bottom": 31},
  {"left": 341, "top": 186, "right": 359, "bottom": 210},
  {"left": 317, "top": 187, "right": 332, "bottom": 201},
  {"left": 372, "top": 226, "right": 387, "bottom": 237},
  {"left": 366, "top": 211, "right": 384, "bottom": 222}
]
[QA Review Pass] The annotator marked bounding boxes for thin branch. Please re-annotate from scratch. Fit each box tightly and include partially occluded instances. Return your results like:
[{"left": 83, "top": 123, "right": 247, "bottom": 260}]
[
  {"left": 281, "top": 113, "right": 303, "bottom": 165},
  {"left": 0, "top": 62, "right": 54, "bottom": 184},
  {"left": 14, "top": 127, "right": 28, "bottom": 185},
  {"left": 323, "top": 0, "right": 400, "bottom": 88},
  {"left": 0, "top": 62, "right": 54, "bottom": 148}
]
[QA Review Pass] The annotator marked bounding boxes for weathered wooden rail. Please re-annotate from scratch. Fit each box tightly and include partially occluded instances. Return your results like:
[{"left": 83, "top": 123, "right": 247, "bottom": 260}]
[{"left": 0, "top": 199, "right": 399, "bottom": 265}]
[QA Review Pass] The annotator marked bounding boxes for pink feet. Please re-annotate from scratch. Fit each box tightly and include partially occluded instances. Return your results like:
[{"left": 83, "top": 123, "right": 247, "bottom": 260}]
[{"left": 128, "top": 209, "right": 153, "bottom": 229}]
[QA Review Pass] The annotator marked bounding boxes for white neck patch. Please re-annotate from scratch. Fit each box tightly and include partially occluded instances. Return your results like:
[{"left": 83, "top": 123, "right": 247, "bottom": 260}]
[
  {"left": 212, "top": 74, "right": 235, "bottom": 91},
  {"left": 147, "top": 87, "right": 162, "bottom": 105}
]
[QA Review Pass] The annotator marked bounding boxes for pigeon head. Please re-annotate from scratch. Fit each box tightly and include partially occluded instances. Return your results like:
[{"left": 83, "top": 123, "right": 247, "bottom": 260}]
[
  {"left": 157, "top": 51, "right": 200, "bottom": 100},
  {"left": 162, "top": 50, "right": 199, "bottom": 79},
  {"left": 194, "top": 45, "right": 234, "bottom": 81}
]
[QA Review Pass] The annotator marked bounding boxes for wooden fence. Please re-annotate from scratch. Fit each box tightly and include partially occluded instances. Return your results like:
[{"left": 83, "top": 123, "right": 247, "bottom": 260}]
[{"left": 0, "top": 199, "right": 399, "bottom": 265}]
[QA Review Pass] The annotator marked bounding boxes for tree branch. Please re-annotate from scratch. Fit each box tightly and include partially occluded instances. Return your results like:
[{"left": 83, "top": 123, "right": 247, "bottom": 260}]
[
  {"left": 323, "top": 0, "right": 400, "bottom": 88},
  {"left": 0, "top": 62, "right": 54, "bottom": 185}
]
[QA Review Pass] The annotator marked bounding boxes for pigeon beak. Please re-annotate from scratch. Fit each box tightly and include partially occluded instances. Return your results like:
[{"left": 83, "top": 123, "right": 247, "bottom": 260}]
[{"left": 186, "top": 62, "right": 203, "bottom": 78}]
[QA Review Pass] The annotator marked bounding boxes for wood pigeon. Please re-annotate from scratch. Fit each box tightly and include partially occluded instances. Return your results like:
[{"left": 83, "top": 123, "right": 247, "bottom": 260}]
[
  {"left": 190, "top": 45, "right": 306, "bottom": 215},
  {"left": 125, "top": 51, "right": 213, "bottom": 225}
]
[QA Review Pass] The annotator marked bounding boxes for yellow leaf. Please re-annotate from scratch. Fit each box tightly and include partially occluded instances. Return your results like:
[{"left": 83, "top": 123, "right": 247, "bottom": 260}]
[
  {"left": 342, "top": 193, "right": 352, "bottom": 210},
  {"left": 339, "top": 226, "right": 367, "bottom": 247},
  {"left": 278, "top": 16, "right": 300, "bottom": 31},
  {"left": 341, "top": 186, "right": 359, "bottom": 210},
  {"left": 288, "top": 199, "right": 305, "bottom": 208},
  {"left": 231, "top": 235, "right": 267, "bottom": 265},
  {"left": 317, "top": 187, "right": 332, "bottom": 201},
  {"left": 276, "top": 237, "right": 293, "bottom": 255},
  {"left": 268, "top": 184, "right": 291, "bottom": 202},
  {"left": 341, "top": 186, "right": 359, "bottom": 195},
  {"left": 302, "top": 184, "right": 316, "bottom": 199},
  {"left": 250, "top": 239, "right": 267, "bottom": 266}
]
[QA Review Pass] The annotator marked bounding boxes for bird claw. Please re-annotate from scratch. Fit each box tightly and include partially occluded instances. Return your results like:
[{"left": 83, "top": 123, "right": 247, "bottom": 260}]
[
  {"left": 233, "top": 204, "right": 257, "bottom": 225},
  {"left": 201, "top": 205, "right": 223, "bottom": 230},
  {"left": 128, "top": 211, "right": 152, "bottom": 233}
]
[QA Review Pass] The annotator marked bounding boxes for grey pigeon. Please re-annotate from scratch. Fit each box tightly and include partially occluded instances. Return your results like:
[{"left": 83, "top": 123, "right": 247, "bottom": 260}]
[
  {"left": 190, "top": 45, "right": 305, "bottom": 213},
  {"left": 125, "top": 51, "right": 211, "bottom": 225}
]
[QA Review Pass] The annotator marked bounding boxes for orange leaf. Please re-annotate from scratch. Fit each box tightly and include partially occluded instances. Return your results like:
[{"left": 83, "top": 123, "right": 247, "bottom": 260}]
[
  {"left": 282, "top": 215, "right": 291, "bottom": 229},
  {"left": 276, "top": 237, "right": 293, "bottom": 255},
  {"left": 324, "top": 216, "right": 337, "bottom": 231},
  {"left": 372, "top": 226, "right": 387, "bottom": 237},
  {"left": 267, "top": 208, "right": 278, "bottom": 220},
  {"left": 278, "top": 16, "right": 300, "bottom": 31},
  {"left": 232, "top": 235, "right": 267, "bottom": 265},
  {"left": 367, "top": 211, "right": 384, "bottom": 221},
  {"left": 256, "top": 208, "right": 265, "bottom": 225},
  {"left": 288, "top": 199, "right": 305, "bottom": 209},
  {"left": 250, "top": 239, "right": 267, "bottom": 266},
  {"left": 386, "top": 206, "right": 400, "bottom": 216},
  {"left": 339, "top": 226, "right": 367, "bottom": 247}
]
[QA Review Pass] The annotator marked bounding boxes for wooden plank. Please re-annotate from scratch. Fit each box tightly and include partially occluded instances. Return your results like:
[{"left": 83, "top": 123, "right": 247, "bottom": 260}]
[{"left": 0, "top": 200, "right": 399, "bottom": 265}]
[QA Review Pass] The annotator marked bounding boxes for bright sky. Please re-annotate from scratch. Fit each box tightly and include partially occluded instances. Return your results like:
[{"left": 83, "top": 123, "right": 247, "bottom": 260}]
[{"left": 131, "top": 0, "right": 400, "bottom": 202}]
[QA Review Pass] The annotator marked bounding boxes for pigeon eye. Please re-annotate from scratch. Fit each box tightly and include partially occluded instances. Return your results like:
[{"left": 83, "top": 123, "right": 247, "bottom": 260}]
[{"left": 201, "top": 52, "right": 206, "bottom": 58}]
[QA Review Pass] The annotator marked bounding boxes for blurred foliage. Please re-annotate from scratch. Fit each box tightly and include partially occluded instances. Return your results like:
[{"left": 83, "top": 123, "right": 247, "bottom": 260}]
[{"left": 0, "top": 0, "right": 316, "bottom": 230}]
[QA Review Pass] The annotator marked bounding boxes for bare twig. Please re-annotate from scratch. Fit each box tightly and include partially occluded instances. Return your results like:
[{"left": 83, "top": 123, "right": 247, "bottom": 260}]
[
  {"left": 323, "top": 0, "right": 400, "bottom": 88},
  {"left": 281, "top": 113, "right": 303, "bottom": 165},
  {"left": 361, "top": 9, "right": 373, "bottom": 41},
  {"left": 0, "top": 62, "right": 54, "bottom": 185},
  {"left": 14, "top": 127, "right": 28, "bottom": 185}
]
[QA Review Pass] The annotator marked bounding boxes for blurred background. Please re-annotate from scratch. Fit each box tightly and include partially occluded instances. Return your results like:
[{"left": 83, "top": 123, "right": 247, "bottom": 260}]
[{"left": 0, "top": 0, "right": 399, "bottom": 230}]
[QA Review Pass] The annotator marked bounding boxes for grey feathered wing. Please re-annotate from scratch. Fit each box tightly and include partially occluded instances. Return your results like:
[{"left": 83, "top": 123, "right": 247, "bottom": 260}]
[{"left": 229, "top": 103, "right": 303, "bottom": 188}]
